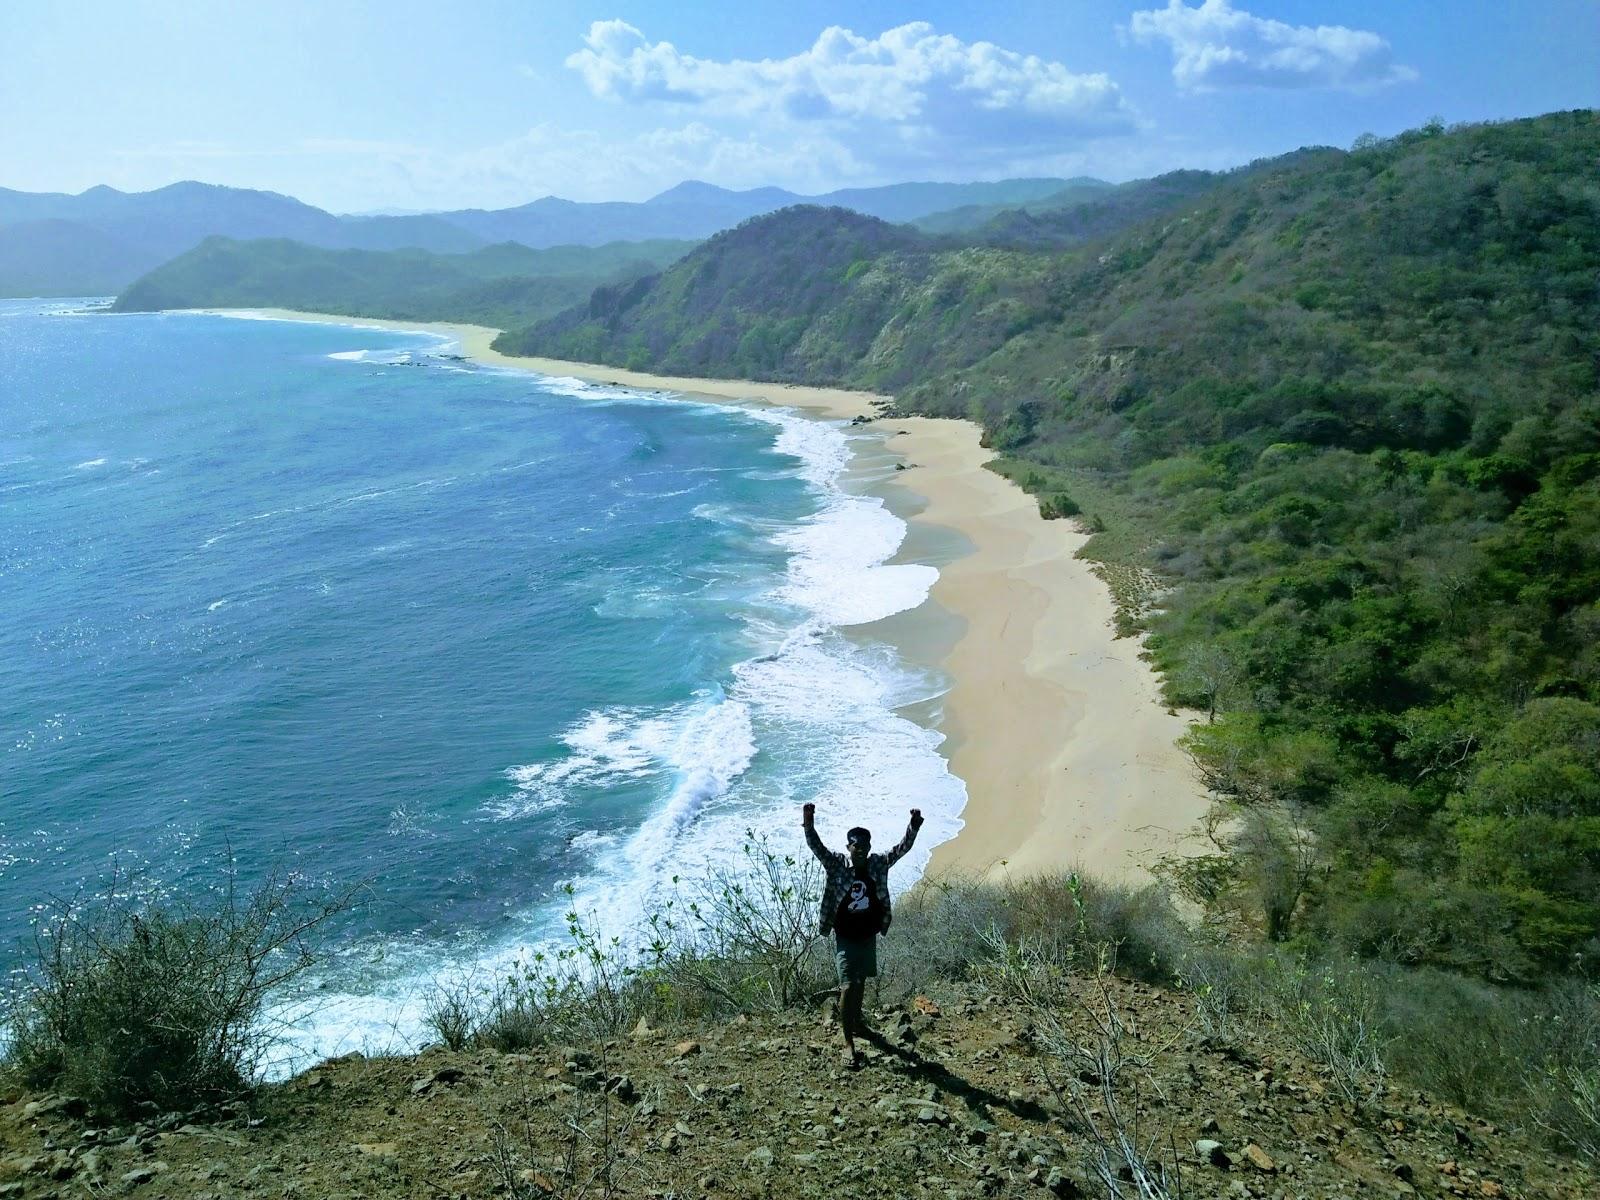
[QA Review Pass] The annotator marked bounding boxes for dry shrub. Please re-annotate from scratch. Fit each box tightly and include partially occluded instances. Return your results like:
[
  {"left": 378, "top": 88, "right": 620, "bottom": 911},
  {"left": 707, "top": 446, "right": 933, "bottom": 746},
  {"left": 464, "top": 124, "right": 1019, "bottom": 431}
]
[
  {"left": 3, "top": 868, "right": 348, "bottom": 1117},
  {"left": 887, "top": 870, "right": 1188, "bottom": 998},
  {"left": 1384, "top": 970, "right": 1600, "bottom": 1161},
  {"left": 639, "top": 833, "right": 831, "bottom": 1014},
  {"left": 1258, "top": 955, "right": 1390, "bottom": 1106},
  {"left": 971, "top": 878, "right": 1186, "bottom": 1198}
]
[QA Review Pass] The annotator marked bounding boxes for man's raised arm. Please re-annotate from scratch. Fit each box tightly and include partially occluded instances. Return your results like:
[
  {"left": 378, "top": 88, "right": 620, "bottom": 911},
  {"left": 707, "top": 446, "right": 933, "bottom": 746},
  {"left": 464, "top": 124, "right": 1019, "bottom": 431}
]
[
  {"left": 802, "top": 802, "right": 834, "bottom": 863},
  {"left": 883, "top": 808, "right": 925, "bottom": 866}
]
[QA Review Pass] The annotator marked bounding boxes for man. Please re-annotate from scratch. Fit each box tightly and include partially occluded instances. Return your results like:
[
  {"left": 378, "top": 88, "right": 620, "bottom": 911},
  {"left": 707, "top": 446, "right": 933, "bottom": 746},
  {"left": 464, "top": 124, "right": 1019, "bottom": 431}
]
[{"left": 803, "top": 801, "right": 923, "bottom": 1067}]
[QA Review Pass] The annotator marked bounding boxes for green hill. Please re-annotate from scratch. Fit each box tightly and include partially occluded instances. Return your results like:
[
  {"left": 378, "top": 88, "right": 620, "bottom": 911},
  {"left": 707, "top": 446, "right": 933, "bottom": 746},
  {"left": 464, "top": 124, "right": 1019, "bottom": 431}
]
[
  {"left": 501, "top": 206, "right": 930, "bottom": 377},
  {"left": 501, "top": 111, "right": 1600, "bottom": 976},
  {"left": 972, "top": 164, "right": 1289, "bottom": 249},
  {"left": 493, "top": 167, "right": 1286, "bottom": 387},
  {"left": 111, "top": 236, "right": 697, "bottom": 328}
]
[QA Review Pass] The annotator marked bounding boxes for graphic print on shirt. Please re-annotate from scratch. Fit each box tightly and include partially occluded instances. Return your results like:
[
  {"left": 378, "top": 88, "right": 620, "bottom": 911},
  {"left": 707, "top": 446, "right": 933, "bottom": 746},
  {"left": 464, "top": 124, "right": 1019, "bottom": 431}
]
[{"left": 835, "top": 869, "right": 879, "bottom": 938}]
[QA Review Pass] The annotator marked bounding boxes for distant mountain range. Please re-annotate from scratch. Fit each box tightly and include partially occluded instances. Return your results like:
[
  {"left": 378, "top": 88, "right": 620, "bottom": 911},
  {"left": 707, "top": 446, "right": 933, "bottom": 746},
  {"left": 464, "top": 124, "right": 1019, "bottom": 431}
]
[{"left": 0, "top": 176, "right": 1100, "bottom": 297}]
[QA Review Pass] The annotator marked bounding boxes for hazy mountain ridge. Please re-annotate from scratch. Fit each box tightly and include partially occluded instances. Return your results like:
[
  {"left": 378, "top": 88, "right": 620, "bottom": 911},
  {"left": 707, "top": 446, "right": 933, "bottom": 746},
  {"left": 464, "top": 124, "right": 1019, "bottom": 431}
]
[
  {"left": 111, "top": 236, "right": 697, "bottom": 330},
  {"left": 911, "top": 177, "right": 1117, "bottom": 234},
  {"left": 0, "top": 176, "right": 1099, "bottom": 297},
  {"left": 0, "top": 218, "right": 145, "bottom": 296}
]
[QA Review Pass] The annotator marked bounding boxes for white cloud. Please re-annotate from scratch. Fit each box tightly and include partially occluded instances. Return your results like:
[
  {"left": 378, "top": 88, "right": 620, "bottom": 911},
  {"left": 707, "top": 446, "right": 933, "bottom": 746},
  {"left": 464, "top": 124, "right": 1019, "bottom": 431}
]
[
  {"left": 1129, "top": 0, "right": 1417, "bottom": 92},
  {"left": 565, "top": 20, "right": 1136, "bottom": 152},
  {"left": 98, "top": 24, "right": 1144, "bottom": 210},
  {"left": 425, "top": 122, "right": 863, "bottom": 206}
]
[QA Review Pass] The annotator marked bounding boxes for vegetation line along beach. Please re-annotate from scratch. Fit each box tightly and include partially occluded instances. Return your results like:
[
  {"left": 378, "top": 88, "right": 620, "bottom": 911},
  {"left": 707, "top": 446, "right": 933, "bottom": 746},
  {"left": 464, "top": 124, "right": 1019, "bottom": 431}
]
[{"left": 244, "top": 307, "right": 1211, "bottom": 880}]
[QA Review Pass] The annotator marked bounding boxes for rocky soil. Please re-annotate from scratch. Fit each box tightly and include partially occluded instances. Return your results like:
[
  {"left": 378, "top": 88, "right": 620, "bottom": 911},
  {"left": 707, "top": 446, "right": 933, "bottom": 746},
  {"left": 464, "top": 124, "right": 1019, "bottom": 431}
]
[{"left": 2, "top": 975, "right": 1593, "bottom": 1199}]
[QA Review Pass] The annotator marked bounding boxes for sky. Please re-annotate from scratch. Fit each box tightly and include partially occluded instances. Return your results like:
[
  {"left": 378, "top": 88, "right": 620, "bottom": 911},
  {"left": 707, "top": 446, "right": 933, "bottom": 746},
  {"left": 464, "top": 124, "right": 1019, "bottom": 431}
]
[{"left": 2, "top": 1, "right": 1595, "bottom": 213}]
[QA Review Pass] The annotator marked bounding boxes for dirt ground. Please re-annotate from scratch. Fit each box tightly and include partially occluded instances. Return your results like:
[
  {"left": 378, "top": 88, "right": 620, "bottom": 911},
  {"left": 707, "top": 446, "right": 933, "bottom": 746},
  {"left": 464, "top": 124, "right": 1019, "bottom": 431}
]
[{"left": 2, "top": 975, "right": 1594, "bottom": 1199}]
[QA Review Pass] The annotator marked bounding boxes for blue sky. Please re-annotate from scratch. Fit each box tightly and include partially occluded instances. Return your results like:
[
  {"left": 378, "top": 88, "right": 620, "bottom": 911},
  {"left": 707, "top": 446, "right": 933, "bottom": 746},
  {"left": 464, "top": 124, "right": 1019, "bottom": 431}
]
[{"left": 2, "top": 1, "right": 1594, "bottom": 212}]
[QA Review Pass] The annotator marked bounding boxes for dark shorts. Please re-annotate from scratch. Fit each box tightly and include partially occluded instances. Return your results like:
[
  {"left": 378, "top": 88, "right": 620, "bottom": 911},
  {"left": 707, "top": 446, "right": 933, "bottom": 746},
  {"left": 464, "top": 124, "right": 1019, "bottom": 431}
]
[{"left": 834, "top": 934, "right": 878, "bottom": 984}]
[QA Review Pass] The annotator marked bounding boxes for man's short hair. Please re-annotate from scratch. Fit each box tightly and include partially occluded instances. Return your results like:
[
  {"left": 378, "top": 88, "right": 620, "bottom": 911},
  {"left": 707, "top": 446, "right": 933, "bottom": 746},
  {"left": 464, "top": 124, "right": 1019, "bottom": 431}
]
[{"left": 846, "top": 826, "right": 871, "bottom": 848}]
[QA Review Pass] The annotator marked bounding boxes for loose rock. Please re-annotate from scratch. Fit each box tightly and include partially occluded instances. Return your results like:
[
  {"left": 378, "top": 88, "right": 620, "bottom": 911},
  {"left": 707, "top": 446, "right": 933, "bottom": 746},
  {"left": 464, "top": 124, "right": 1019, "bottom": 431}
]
[
  {"left": 120, "top": 1162, "right": 168, "bottom": 1186},
  {"left": 1241, "top": 1142, "right": 1275, "bottom": 1173},
  {"left": 1196, "top": 1139, "right": 1231, "bottom": 1169}
]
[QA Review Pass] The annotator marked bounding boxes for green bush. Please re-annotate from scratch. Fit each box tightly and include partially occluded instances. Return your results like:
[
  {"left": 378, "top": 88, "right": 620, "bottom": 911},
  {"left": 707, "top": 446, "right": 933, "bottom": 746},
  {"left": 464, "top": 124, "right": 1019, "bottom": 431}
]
[
  {"left": 1381, "top": 966, "right": 1541, "bottom": 1110},
  {"left": 1038, "top": 491, "right": 1081, "bottom": 520},
  {"left": 890, "top": 871, "right": 1186, "bottom": 992},
  {"left": 3, "top": 870, "right": 347, "bottom": 1117}
]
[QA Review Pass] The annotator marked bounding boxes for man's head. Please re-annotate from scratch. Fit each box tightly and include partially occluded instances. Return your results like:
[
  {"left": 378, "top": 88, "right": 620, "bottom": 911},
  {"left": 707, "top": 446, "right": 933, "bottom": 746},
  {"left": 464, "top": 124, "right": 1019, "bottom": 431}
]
[{"left": 846, "top": 826, "right": 871, "bottom": 864}]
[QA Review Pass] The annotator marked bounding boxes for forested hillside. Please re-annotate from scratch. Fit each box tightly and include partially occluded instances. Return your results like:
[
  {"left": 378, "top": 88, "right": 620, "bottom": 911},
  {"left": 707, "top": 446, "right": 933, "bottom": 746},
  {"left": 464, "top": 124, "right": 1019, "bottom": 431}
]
[
  {"left": 111, "top": 236, "right": 695, "bottom": 328},
  {"left": 504, "top": 207, "right": 930, "bottom": 376},
  {"left": 501, "top": 111, "right": 1600, "bottom": 977},
  {"left": 493, "top": 163, "right": 1293, "bottom": 384},
  {"left": 968, "top": 164, "right": 1296, "bottom": 249}
]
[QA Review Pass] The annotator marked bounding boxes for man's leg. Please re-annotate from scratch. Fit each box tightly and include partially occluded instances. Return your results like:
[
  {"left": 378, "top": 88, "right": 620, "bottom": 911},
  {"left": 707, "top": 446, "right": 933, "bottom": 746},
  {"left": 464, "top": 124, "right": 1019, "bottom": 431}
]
[{"left": 840, "top": 980, "right": 864, "bottom": 1053}]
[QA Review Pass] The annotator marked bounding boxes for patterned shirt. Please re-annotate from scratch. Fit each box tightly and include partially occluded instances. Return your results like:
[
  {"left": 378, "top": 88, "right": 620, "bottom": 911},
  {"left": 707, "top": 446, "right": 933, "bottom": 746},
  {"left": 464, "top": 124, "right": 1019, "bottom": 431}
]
[{"left": 805, "top": 818, "right": 920, "bottom": 937}]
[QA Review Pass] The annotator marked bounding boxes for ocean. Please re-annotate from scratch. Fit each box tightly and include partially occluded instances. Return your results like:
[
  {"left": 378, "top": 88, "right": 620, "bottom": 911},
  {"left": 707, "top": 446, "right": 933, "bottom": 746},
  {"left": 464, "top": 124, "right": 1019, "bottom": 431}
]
[{"left": 0, "top": 300, "right": 965, "bottom": 1064}]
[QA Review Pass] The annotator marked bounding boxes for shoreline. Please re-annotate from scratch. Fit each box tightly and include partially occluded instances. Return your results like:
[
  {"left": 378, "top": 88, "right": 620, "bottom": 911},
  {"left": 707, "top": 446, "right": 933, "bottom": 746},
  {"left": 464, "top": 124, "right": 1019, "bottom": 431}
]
[{"left": 237, "top": 309, "right": 1209, "bottom": 878}]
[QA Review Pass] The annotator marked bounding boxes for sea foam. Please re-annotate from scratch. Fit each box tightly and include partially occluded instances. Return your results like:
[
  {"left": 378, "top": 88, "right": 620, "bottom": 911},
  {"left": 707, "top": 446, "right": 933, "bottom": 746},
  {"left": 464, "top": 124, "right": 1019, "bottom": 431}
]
[
  {"left": 492, "top": 404, "right": 959, "bottom": 941},
  {"left": 272, "top": 390, "right": 965, "bottom": 1071}
]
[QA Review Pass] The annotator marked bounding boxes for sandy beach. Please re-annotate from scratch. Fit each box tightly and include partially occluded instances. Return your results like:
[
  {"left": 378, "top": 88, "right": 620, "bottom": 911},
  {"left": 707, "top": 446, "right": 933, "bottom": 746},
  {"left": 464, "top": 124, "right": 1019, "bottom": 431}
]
[{"left": 244, "top": 310, "right": 1210, "bottom": 878}]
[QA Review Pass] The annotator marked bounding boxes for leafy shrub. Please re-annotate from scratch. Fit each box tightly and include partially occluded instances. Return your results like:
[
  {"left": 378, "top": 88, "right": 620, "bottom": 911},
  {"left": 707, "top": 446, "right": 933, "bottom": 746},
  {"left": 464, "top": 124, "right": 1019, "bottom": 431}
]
[
  {"left": 1038, "top": 491, "right": 1081, "bottom": 520},
  {"left": 3, "top": 870, "right": 346, "bottom": 1117}
]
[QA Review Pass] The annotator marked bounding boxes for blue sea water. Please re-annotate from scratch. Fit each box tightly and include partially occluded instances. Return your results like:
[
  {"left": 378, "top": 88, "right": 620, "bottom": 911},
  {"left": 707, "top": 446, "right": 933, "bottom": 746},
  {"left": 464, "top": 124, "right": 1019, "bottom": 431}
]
[{"left": 0, "top": 300, "right": 964, "bottom": 1061}]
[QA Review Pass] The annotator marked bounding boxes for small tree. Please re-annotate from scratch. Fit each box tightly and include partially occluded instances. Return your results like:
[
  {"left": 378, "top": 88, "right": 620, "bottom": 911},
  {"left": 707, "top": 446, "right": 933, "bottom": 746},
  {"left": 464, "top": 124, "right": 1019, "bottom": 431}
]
[{"left": 1177, "top": 642, "right": 1239, "bottom": 722}]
